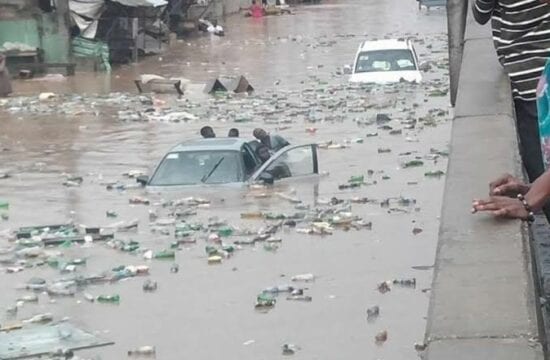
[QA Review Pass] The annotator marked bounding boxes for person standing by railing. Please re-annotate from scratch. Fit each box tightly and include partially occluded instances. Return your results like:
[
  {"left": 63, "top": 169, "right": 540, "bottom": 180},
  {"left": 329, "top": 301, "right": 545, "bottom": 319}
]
[{"left": 472, "top": 0, "right": 550, "bottom": 182}]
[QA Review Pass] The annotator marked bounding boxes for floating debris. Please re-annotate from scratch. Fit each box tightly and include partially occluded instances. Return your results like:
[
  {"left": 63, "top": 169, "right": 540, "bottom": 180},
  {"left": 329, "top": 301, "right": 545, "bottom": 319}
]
[
  {"left": 255, "top": 293, "right": 276, "bottom": 309},
  {"left": 375, "top": 330, "right": 388, "bottom": 344},
  {"left": 128, "top": 345, "right": 156, "bottom": 357},
  {"left": 367, "top": 305, "right": 380, "bottom": 320},
  {"left": 412, "top": 227, "right": 423, "bottom": 235},
  {"left": 425, "top": 170, "right": 445, "bottom": 178},
  {"left": 415, "top": 342, "right": 428, "bottom": 352},
  {"left": 142, "top": 280, "right": 158, "bottom": 292},
  {"left": 286, "top": 295, "right": 312, "bottom": 302},
  {"left": 402, "top": 160, "right": 424, "bottom": 168},
  {"left": 393, "top": 278, "right": 416, "bottom": 288},
  {"left": 282, "top": 343, "right": 300, "bottom": 356},
  {"left": 377, "top": 281, "right": 391, "bottom": 294},
  {"left": 291, "top": 273, "right": 315, "bottom": 282}
]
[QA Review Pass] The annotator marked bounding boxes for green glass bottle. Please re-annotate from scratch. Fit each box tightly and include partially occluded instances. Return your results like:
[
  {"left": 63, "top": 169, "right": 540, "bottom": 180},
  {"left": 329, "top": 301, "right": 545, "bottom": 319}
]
[
  {"left": 47, "top": 258, "right": 60, "bottom": 268},
  {"left": 222, "top": 244, "right": 235, "bottom": 253},
  {"left": 217, "top": 226, "right": 233, "bottom": 237},
  {"left": 153, "top": 250, "right": 175, "bottom": 259},
  {"left": 97, "top": 295, "right": 120, "bottom": 304},
  {"left": 348, "top": 175, "right": 364, "bottom": 184},
  {"left": 0, "top": 200, "right": 8, "bottom": 220},
  {"left": 256, "top": 293, "right": 276, "bottom": 307},
  {"left": 205, "top": 245, "right": 219, "bottom": 256}
]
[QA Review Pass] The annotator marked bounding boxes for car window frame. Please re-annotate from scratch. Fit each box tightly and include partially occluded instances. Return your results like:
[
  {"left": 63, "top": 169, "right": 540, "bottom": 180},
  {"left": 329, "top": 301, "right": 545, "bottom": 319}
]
[
  {"left": 409, "top": 44, "right": 420, "bottom": 71},
  {"left": 241, "top": 143, "right": 262, "bottom": 178},
  {"left": 249, "top": 144, "right": 318, "bottom": 183}
]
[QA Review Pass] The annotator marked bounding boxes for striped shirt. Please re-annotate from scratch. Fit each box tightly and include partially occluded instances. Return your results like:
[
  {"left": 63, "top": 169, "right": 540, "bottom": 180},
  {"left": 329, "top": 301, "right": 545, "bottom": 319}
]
[{"left": 473, "top": 0, "right": 550, "bottom": 101}]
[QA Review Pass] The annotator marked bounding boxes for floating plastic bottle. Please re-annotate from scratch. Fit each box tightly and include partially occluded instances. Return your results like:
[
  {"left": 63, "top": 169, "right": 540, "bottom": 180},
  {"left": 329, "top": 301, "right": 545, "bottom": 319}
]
[
  {"left": 255, "top": 293, "right": 276, "bottom": 308},
  {"left": 17, "top": 294, "right": 38, "bottom": 303},
  {"left": 263, "top": 285, "right": 294, "bottom": 294},
  {"left": 286, "top": 295, "right": 312, "bottom": 302},
  {"left": 205, "top": 245, "right": 219, "bottom": 256},
  {"left": 128, "top": 346, "right": 156, "bottom": 357},
  {"left": 240, "top": 211, "right": 263, "bottom": 219},
  {"left": 291, "top": 273, "right": 315, "bottom": 282},
  {"left": 348, "top": 175, "right": 364, "bottom": 184},
  {"left": 23, "top": 313, "right": 53, "bottom": 324},
  {"left": 153, "top": 250, "right": 175, "bottom": 259},
  {"left": 424, "top": 170, "right": 445, "bottom": 178},
  {"left": 264, "top": 213, "right": 286, "bottom": 220},
  {"left": 222, "top": 244, "right": 235, "bottom": 253},
  {"left": 392, "top": 278, "right": 416, "bottom": 287},
  {"left": 0, "top": 200, "right": 8, "bottom": 220},
  {"left": 208, "top": 255, "right": 222, "bottom": 264},
  {"left": 217, "top": 226, "right": 233, "bottom": 237},
  {"left": 97, "top": 295, "right": 120, "bottom": 304},
  {"left": 402, "top": 160, "right": 424, "bottom": 168}
]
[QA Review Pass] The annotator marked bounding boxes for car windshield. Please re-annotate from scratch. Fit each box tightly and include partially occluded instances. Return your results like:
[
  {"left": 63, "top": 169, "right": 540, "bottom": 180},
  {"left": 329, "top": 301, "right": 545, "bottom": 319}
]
[
  {"left": 149, "top": 150, "right": 243, "bottom": 186},
  {"left": 355, "top": 49, "right": 416, "bottom": 73}
]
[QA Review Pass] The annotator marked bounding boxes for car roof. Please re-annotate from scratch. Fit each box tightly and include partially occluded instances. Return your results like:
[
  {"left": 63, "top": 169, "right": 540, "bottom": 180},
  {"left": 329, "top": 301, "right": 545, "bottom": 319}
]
[
  {"left": 358, "top": 39, "right": 412, "bottom": 52},
  {"left": 170, "top": 138, "right": 253, "bottom": 152}
]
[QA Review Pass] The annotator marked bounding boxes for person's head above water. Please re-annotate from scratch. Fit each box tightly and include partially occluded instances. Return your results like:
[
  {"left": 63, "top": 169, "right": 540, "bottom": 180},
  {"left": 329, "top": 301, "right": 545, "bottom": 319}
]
[
  {"left": 253, "top": 128, "right": 268, "bottom": 140},
  {"left": 256, "top": 144, "right": 271, "bottom": 162},
  {"left": 200, "top": 126, "right": 215, "bottom": 138},
  {"left": 228, "top": 128, "right": 239, "bottom": 137}
]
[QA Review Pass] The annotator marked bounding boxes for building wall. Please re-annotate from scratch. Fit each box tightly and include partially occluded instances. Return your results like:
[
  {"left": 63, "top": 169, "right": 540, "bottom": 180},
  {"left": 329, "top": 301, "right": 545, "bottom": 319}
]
[
  {"left": 41, "top": 12, "right": 70, "bottom": 63},
  {"left": 0, "top": 0, "right": 69, "bottom": 63},
  {"left": 223, "top": 0, "right": 250, "bottom": 15},
  {"left": 0, "top": 19, "right": 41, "bottom": 48}
]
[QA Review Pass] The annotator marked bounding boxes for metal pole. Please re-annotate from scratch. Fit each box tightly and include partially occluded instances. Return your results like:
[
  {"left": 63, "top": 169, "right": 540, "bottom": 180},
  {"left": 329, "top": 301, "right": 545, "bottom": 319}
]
[
  {"left": 55, "top": 0, "right": 71, "bottom": 63},
  {"left": 447, "top": 0, "right": 468, "bottom": 106},
  {"left": 131, "top": 17, "right": 139, "bottom": 63}
]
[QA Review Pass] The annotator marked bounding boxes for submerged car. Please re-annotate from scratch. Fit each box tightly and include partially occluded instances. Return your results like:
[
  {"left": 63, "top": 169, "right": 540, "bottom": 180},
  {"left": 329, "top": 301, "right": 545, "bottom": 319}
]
[
  {"left": 349, "top": 39, "right": 422, "bottom": 84},
  {"left": 139, "top": 138, "right": 319, "bottom": 188}
]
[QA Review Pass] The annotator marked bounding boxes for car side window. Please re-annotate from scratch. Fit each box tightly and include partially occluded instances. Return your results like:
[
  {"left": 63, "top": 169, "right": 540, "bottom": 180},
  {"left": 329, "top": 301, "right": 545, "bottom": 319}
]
[{"left": 260, "top": 145, "right": 315, "bottom": 180}]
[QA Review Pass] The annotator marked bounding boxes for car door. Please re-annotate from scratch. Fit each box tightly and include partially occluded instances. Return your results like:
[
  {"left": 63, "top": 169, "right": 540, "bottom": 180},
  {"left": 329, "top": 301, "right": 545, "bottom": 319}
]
[
  {"left": 250, "top": 144, "right": 318, "bottom": 183},
  {"left": 241, "top": 143, "right": 261, "bottom": 178}
]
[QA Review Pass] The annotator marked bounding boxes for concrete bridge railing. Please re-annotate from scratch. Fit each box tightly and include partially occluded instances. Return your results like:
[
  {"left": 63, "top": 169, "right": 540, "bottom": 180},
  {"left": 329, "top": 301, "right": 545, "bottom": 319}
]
[{"left": 424, "top": 6, "right": 545, "bottom": 360}]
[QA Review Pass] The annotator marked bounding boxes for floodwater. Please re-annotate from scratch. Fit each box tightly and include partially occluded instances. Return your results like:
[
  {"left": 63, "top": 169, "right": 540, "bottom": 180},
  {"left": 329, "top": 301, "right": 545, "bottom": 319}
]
[{"left": 0, "top": 0, "right": 450, "bottom": 359}]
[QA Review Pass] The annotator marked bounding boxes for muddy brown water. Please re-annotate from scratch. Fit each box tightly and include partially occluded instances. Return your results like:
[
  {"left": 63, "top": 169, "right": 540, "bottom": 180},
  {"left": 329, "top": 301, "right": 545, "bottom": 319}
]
[{"left": 0, "top": 0, "right": 450, "bottom": 358}]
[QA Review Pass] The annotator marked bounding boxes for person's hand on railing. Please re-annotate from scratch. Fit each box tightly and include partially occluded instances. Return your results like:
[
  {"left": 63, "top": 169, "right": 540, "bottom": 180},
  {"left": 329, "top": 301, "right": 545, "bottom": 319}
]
[
  {"left": 472, "top": 196, "right": 531, "bottom": 220},
  {"left": 489, "top": 173, "right": 530, "bottom": 197}
]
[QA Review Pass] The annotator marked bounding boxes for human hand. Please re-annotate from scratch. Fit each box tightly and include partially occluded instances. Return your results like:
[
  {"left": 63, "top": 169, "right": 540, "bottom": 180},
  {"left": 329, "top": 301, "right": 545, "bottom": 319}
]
[
  {"left": 472, "top": 196, "right": 530, "bottom": 220},
  {"left": 489, "top": 173, "right": 528, "bottom": 196}
]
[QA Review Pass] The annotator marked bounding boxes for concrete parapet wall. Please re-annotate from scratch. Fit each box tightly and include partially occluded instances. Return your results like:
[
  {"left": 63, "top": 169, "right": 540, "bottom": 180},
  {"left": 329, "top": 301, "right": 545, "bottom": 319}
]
[{"left": 424, "top": 6, "right": 544, "bottom": 360}]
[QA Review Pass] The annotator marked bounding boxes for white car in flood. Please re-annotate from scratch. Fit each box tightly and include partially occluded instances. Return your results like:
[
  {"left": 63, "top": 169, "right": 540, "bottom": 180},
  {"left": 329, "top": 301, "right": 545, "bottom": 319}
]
[{"left": 349, "top": 39, "right": 422, "bottom": 84}]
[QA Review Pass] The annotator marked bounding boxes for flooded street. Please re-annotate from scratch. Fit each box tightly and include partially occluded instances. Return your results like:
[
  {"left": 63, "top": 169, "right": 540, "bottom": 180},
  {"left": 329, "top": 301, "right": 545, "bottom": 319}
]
[{"left": 0, "top": 0, "right": 450, "bottom": 359}]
